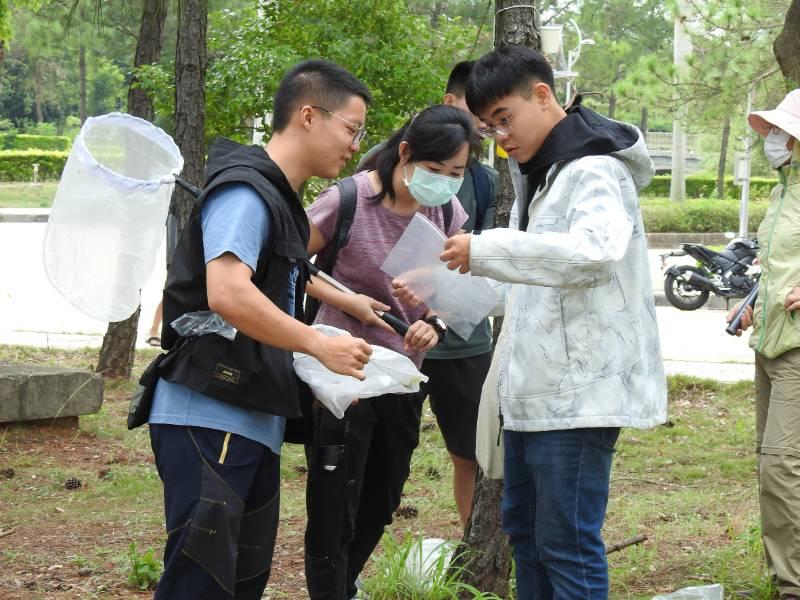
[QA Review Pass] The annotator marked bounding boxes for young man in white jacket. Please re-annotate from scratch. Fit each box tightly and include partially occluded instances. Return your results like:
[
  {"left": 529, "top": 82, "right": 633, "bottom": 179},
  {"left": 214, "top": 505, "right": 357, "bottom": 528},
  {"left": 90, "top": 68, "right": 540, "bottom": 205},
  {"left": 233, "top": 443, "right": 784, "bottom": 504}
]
[{"left": 441, "top": 46, "right": 667, "bottom": 599}]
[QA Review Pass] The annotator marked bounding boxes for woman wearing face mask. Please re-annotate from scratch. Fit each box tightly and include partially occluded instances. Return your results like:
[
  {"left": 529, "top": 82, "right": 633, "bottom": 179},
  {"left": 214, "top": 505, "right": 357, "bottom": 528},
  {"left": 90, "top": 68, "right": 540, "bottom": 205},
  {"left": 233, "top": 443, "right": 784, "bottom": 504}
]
[
  {"left": 727, "top": 89, "right": 800, "bottom": 599},
  {"left": 302, "top": 104, "right": 473, "bottom": 600}
]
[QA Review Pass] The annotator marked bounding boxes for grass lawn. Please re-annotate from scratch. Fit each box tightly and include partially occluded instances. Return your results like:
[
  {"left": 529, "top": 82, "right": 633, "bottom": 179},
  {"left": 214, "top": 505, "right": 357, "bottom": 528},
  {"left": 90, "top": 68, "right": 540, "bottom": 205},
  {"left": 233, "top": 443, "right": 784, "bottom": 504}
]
[
  {"left": 0, "top": 346, "right": 773, "bottom": 599},
  {"left": 0, "top": 182, "right": 58, "bottom": 208}
]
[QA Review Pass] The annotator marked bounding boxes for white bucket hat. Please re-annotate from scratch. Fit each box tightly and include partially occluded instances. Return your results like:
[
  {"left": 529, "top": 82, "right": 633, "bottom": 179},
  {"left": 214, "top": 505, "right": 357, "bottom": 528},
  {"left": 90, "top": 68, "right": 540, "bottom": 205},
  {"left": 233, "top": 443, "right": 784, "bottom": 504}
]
[{"left": 748, "top": 89, "right": 800, "bottom": 140}]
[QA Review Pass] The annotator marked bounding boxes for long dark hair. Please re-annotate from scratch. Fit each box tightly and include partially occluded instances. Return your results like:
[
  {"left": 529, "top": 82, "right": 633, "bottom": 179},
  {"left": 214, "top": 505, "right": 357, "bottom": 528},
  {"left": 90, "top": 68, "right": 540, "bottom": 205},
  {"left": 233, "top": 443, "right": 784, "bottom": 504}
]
[{"left": 360, "top": 104, "right": 478, "bottom": 204}]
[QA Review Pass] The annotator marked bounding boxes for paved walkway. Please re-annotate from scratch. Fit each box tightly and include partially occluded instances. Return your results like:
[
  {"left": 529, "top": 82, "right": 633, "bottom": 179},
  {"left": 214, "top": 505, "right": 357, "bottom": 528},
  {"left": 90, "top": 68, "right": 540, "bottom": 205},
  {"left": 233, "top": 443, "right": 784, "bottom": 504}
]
[{"left": 0, "top": 213, "right": 754, "bottom": 382}]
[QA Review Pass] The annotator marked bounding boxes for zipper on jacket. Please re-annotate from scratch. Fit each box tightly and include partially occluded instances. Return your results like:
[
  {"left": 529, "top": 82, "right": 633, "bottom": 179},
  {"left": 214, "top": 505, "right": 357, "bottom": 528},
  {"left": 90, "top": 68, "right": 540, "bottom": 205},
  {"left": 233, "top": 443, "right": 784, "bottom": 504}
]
[{"left": 755, "top": 169, "right": 788, "bottom": 353}]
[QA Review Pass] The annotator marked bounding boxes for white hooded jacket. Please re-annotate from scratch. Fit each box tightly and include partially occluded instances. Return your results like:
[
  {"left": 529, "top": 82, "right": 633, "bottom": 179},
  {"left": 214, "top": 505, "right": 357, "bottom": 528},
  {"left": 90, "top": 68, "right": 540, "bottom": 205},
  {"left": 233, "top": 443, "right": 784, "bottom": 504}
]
[{"left": 472, "top": 109, "right": 667, "bottom": 432}]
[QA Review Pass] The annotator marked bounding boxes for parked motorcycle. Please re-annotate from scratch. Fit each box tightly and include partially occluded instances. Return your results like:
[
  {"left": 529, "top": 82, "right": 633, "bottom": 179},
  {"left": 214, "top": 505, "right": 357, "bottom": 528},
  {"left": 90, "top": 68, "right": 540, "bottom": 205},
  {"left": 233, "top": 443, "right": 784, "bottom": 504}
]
[{"left": 660, "top": 237, "right": 759, "bottom": 311}]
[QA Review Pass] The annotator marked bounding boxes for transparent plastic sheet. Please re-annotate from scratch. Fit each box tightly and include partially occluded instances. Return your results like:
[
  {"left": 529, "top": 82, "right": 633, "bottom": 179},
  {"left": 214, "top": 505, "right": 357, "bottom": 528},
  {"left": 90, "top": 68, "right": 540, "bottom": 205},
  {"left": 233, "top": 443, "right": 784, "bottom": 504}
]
[
  {"left": 652, "top": 585, "right": 723, "bottom": 600},
  {"left": 293, "top": 325, "right": 428, "bottom": 419},
  {"left": 403, "top": 538, "right": 454, "bottom": 590},
  {"left": 381, "top": 213, "right": 498, "bottom": 340},
  {"left": 43, "top": 113, "right": 183, "bottom": 322},
  {"left": 170, "top": 311, "right": 237, "bottom": 341}
]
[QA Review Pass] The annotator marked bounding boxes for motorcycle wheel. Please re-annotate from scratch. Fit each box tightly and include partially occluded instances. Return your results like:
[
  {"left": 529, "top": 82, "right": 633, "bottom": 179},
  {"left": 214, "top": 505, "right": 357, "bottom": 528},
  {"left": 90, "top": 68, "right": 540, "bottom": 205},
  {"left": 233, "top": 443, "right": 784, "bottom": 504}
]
[{"left": 664, "top": 266, "right": 711, "bottom": 310}]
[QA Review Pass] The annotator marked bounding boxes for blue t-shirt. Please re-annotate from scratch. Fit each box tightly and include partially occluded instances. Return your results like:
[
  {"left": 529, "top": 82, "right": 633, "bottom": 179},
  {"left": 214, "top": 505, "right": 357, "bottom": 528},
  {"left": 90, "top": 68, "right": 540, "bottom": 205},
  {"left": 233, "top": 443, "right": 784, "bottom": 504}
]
[{"left": 149, "top": 182, "right": 298, "bottom": 455}]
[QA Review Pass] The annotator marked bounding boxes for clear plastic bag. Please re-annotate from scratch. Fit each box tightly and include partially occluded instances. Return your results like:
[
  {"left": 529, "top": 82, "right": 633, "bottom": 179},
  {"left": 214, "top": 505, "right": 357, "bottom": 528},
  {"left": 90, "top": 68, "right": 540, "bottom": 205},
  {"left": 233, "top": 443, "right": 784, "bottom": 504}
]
[
  {"left": 652, "top": 584, "right": 723, "bottom": 600},
  {"left": 44, "top": 112, "right": 183, "bottom": 322},
  {"left": 381, "top": 213, "right": 498, "bottom": 340},
  {"left": 170, "top": 311, "right": 236, "bottom": 341},
  {"left": 293, "top": 325, "right": 427, "bottom": 419}
]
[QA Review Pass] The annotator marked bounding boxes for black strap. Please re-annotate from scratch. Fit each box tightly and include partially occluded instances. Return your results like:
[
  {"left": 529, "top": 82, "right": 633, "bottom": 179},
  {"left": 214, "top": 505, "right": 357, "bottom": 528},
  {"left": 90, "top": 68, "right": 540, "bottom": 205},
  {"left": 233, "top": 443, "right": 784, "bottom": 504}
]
[
  {"left": 443, "top": 200, "right": 453, "bottom": 233},
  {"left": 470, "top": 163, "right": 490, "bottom": 230},
  {"left": 303, "top": 177, "right": 358, "bottom": 324}
]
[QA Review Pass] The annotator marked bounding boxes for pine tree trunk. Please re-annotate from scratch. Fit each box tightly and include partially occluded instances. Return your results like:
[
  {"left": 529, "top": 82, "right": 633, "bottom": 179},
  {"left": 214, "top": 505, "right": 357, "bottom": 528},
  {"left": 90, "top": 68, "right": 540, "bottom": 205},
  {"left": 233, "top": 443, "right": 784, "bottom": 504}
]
[
  {"left": 450, "top": 3, "right": 539, "bottom": 597},
  {"left": 640, "top": 106, "right": 649, "bottom": 136},
  {"left": 775, "top": 0, "right": 800, "bottom": 86},
  {"left": 79, "top": 45, "right": 87, "bottom": 124},
  {"left": 717, "top": 117, "right": 731, "bottom": 199},
  {"left": 96, "top": 0, "right": 167, "bottom": 379},
  {"left": 173, "top": 0, "right": 208, "bottom": 233},
  {"left": 34, "top": 66, "right": 44, "bottom": 123},
  {"left": 608, "top": 91, "right": 617, "bottom": 119}
]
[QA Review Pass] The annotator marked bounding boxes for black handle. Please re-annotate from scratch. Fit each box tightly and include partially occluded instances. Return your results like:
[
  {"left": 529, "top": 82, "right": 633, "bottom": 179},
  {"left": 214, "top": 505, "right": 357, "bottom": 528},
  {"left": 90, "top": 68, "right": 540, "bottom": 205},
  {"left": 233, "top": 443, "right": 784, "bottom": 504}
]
[
  {"left": 174, "top": 176, "right": 202, "bottom": 198},
  {"left": 726, "top": 283, "right": 759, "bottom": 336},
  {"left": 380, "top": 312, "right": 410, "bottom": 337}
]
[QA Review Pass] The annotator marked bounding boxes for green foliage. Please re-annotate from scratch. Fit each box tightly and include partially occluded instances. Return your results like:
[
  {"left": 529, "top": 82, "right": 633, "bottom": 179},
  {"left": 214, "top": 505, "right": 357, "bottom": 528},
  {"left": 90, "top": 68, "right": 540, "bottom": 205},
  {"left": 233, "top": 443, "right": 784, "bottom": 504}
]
[
  {"left": 0, "top": 149, "right": 68, "bottom": 181},
  {"left": 0, "top": 133, "right": 70, "bottom": 151},
  {"left": 641, "top": 197, "right": 769, "bottom": 233},
  {"left": 643, "top": 175, "right": 777, "bottom": 200},
  {"left": 364, "top": 534, "right": 503, "bottom": 600},
  {"left": 140, "top": 1, "right": 475, "bottom": 149},
  {"left": 127, "top": 542, "right": 162, "bottom": 591}
]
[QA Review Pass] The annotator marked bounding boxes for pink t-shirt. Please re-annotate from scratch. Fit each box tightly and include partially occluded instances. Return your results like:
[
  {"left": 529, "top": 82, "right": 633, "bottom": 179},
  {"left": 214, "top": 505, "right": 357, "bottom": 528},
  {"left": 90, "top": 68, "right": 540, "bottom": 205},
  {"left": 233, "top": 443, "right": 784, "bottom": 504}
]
[{"left": 307, "top": 170, "right": 468, "bottom": 367}]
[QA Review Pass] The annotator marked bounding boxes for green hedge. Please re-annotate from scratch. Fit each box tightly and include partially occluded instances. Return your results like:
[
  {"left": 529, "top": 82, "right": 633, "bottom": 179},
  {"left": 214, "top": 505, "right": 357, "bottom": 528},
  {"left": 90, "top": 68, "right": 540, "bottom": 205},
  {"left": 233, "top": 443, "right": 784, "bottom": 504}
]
[
  {"left": 641, "top": 198, "right": 769, "bottom": 233},
  {"left": 0, "top": 134, "right": 70, "bottom": 152},
  {"left": 642, "top": 175, "right": 777, "bottom": 200},
  {"left": 0, "top": 150, "right": 68, "bottom": 182}
]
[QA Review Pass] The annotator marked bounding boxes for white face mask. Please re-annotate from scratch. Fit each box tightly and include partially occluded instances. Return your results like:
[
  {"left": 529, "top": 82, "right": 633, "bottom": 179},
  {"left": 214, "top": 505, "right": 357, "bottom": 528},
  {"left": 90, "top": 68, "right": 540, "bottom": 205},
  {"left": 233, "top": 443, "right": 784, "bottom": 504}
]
[{"left": 765, "top": 127, "right": 792, "bottom": 169}]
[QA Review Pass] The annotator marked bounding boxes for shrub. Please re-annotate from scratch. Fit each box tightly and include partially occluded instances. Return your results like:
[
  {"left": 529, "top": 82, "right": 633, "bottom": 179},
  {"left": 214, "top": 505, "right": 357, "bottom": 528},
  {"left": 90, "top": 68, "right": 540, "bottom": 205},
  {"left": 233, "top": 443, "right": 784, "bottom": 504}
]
[
  {"left": 643, "top": 175, "right": 777, "bottom": 201},
  {"left": 0, "top": 134, "right": 70, "bottom": 151},
  {"left": 641, "top": 197, "right": 769, "bottom": 233},
  {"left": 0, "top": 150, "right": 68, "bottom": 181}
]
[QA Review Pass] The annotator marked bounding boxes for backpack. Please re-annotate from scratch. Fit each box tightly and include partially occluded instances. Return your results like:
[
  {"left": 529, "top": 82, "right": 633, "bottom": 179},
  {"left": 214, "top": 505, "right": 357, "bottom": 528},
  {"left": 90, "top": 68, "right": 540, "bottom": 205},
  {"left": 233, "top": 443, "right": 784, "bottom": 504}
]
[
  {"left": 303, "top": 176, "right": 453, "bottom": 324},
  {"left": 470, "top": 162, "right": 492, "bottom": 230}
]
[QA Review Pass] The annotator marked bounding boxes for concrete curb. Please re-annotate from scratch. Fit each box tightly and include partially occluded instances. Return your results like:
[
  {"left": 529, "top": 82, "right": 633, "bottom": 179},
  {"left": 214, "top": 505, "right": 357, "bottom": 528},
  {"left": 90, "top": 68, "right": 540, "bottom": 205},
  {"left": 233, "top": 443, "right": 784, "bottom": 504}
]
[{"left": 0, "top": 208, "right": 50, "bottom": 223}]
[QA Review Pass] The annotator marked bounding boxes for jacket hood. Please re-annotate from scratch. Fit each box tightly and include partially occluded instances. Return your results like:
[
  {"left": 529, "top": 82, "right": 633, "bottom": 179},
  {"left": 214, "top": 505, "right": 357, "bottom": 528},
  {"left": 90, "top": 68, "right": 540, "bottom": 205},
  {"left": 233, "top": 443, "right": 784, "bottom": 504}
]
[
  {"left": 516, "top": 102, "right": 654, "bottom": 230},
  {"left": 204, "top": 137, "right": 300, "bottom": 207}
]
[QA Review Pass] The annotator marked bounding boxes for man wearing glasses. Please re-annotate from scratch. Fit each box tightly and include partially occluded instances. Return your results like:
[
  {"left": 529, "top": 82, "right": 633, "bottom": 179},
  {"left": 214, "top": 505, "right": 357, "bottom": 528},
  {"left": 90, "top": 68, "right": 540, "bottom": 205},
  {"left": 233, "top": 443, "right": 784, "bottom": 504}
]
[
  {"left": 149, "top": 59, "right": 373, "bottom": 599},
  {"left": 440, "top": 46, "right": 667, "bottom": 598}
]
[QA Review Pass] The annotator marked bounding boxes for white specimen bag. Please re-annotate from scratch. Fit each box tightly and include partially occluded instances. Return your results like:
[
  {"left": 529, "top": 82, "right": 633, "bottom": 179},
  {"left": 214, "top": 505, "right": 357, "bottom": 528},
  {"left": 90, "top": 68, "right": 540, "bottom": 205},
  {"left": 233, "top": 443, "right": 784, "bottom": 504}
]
[
  {"left": 381, "top": 213, "right": 498, "bottom": 340},
  {"left": 44, "top": 113, "right": 183, "bottom": 322},
  {"left": 293, "top": 325, "right": 428, "bottom": 419}
]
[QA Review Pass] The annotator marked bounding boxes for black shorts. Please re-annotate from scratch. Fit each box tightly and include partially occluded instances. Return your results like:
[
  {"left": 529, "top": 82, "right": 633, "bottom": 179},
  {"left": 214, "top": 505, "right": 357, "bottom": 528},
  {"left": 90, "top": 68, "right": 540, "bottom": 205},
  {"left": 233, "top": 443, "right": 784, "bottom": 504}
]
[{"left": 420, "top": 352, "right": 492, "bottom": 461}]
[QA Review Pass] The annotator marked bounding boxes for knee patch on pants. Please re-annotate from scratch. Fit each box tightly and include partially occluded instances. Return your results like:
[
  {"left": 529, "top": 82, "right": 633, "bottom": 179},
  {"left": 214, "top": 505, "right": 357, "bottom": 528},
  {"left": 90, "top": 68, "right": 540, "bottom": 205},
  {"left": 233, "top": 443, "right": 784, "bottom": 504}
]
[
  {"left": 236, "top": 491, "right": 279, "bottom": 583},
  {"left": 181, "top": 461, "right": 243, "bottom": 595}
]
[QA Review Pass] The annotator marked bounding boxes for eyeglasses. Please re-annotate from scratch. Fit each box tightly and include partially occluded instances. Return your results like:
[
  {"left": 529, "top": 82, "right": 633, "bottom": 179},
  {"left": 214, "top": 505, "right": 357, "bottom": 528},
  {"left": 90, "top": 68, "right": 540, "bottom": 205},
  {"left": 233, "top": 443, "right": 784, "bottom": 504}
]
[
  {"left": 311, "top": 105, "right": 367, "bottom": 144},
  {"left": 477, "top": 104, "right": 522, "bottom": 139}
]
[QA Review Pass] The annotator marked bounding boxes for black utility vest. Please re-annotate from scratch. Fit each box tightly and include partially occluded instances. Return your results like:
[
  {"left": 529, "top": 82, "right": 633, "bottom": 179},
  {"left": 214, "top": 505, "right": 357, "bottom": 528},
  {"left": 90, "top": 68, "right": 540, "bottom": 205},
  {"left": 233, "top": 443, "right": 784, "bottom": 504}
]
[{"left": 160, "top": 146, "right": 310, "bottom": 418}]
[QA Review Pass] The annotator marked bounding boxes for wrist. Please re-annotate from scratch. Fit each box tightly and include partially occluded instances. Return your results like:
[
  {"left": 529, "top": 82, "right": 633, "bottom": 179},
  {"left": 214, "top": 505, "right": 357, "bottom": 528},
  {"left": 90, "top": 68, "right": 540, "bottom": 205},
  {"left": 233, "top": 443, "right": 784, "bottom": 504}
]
[{"left": 423, "top": 314, "right": 447, "bottom": 341}]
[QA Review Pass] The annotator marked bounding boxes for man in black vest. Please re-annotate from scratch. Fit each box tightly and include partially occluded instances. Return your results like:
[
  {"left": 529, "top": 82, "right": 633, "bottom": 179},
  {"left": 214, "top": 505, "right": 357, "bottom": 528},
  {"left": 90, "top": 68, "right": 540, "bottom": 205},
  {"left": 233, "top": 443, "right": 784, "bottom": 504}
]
[{"left": 148, "top": 60, "right": 373, "bottom": 599}]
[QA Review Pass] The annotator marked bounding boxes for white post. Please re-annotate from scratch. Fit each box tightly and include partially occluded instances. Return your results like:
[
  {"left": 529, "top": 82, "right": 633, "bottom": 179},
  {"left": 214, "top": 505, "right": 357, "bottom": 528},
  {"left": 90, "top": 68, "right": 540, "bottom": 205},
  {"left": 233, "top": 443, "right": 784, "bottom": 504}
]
[
  {"left": 32, "top": 163, "right": 40, "bottom": 185},
  {"left": 739, "top": 89, "right": 753, "bottom": 238}
]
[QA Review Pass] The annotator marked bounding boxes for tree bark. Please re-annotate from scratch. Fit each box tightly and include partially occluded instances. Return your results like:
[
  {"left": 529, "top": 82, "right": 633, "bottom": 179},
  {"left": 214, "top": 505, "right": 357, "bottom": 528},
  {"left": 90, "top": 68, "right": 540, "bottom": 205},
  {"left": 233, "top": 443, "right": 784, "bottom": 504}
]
[
  {"left": 716, "top": 116, "right": 730, "bottom": 199},
  {"left": 608, "top": 90, "right": 617, "bottom": 119},
  {"left": 639, "top": 106, "right": 649, "bottom": 136},
  {"left": 96, "top": 0, "right": 168, "bottom": 379},
  {"left": 775, "top": 0, "right": 800, "bottom": 86},
  {"left": 34, "top": 66, "right": 44, "bottom": 123},
  {"left": 450, "top": 3, "right": 539, "bottom": 597},
  {"left": 172, "top": 0, "right": 208, "bottom": 233},
  {"left": 79, "top": 45, "right": 87, "bottom": 124}
]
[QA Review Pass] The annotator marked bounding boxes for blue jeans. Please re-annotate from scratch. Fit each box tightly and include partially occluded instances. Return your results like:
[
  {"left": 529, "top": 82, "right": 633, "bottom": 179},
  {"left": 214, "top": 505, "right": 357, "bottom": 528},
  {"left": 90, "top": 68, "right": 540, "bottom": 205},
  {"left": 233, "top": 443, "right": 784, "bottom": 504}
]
[{"left": 502, "top": 427, "right": 620, "bottom": 600}]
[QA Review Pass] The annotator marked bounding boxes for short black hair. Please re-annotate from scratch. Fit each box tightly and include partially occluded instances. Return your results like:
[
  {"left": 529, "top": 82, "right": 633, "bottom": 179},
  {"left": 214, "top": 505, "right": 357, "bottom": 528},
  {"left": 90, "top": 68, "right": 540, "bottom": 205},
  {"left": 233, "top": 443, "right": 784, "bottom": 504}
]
[
  {"left": 445, "top": 61, "right": 475, "bottom": 97},
  {"left": 465, "top": 46, "right": 556, "bottom": 117},
  {"left": 272, "top": 59, "right": 372, "bottom": 133},
  {"left": 360, "top": 105, "right": 478, "bottom": 204}
]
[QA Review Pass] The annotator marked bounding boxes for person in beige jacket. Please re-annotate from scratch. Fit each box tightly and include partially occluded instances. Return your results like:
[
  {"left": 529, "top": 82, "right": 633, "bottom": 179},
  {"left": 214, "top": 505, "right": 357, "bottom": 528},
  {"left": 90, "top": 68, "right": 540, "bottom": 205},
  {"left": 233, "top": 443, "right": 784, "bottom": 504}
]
[{"left": 729, "top": 89, "right": 800, "bottom": 600}]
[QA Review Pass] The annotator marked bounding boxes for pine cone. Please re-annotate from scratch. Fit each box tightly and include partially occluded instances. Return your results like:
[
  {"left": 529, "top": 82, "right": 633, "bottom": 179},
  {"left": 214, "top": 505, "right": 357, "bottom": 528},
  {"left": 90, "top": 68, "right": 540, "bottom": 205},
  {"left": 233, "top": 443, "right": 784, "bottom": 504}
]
[
  {"left": 64, "top": 477, "right": 82, "bottom": 491},
  {"left": 0, "top": 468, "right": 14, "bottom": 480}
]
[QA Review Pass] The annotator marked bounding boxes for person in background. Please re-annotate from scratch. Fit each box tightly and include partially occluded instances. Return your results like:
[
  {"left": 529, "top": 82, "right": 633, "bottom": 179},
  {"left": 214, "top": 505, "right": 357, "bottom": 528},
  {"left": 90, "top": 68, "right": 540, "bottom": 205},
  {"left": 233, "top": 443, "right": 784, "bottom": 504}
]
[{"left": 728, "top": 88, "right": 800, "bottom": 600}]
